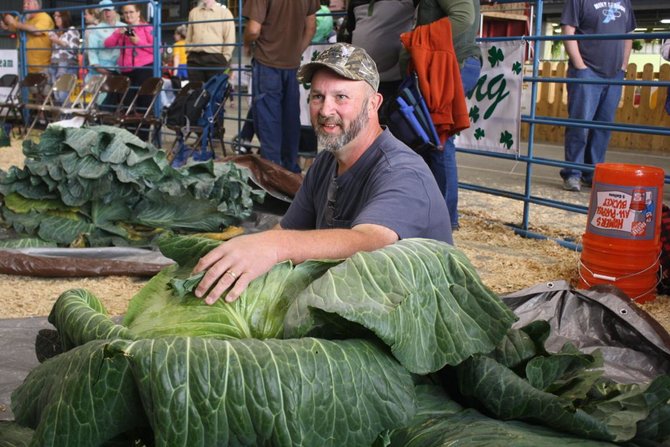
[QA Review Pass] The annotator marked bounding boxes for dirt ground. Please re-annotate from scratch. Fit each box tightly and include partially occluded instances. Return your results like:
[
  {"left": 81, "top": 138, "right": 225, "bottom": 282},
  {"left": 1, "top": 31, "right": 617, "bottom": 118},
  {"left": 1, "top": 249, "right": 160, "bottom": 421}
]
[{"left": 0, "top": 137, "right": 669, "bottom": 334}]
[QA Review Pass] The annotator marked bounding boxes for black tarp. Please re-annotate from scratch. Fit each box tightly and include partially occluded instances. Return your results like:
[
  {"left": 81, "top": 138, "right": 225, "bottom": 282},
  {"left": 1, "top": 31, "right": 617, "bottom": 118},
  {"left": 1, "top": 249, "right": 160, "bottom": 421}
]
[{"left": 502, "top": 280, "right": 670, "bottom": 383}]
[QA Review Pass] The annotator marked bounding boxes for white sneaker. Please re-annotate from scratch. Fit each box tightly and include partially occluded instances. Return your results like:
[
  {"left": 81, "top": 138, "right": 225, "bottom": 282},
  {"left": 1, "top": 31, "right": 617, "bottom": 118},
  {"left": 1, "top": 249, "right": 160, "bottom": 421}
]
[{"left": 563, "top": 177, "right": 581, "bottom": 192}]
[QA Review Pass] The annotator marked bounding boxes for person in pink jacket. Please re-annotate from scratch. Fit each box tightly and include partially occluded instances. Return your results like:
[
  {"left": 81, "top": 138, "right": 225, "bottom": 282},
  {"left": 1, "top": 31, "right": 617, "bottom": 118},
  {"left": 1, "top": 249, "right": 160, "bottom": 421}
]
[{"left": 104, "top": 3, "right": 154, "bottom": 138}]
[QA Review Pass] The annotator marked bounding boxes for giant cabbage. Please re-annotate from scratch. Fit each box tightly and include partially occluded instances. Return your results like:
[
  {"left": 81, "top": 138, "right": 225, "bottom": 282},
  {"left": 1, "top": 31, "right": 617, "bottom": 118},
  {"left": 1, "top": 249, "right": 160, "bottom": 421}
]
[
  {"left": 0, "top": 126, "right": 264, "bottom": 247},
  {"left": 9, "top": 236, "right": 670, "bottom": 446}
]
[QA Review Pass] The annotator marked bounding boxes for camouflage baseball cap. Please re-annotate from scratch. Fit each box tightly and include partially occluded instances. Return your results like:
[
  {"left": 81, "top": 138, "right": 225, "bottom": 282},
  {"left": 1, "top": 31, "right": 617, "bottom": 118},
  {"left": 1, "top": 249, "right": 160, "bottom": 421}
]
[{"left": 297, "top": 43, "right": 380, "bottom": 91}]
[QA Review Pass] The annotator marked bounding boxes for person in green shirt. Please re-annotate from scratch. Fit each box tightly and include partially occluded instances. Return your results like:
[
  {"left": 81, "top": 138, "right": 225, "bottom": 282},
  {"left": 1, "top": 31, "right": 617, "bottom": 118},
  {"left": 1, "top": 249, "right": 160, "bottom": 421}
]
[{"left": 313, "top": 0, "right": 334, "bottom": 43}]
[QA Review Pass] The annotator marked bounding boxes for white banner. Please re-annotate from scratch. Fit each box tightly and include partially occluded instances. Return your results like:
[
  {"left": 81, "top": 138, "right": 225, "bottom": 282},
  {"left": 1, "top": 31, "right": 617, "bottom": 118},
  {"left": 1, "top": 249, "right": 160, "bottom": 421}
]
[
  {"left": 0, "top": 50, "right": 18, "bottom": 77},
  {"left": 455, "top": 40, "right": 524, "bottom": 155}
]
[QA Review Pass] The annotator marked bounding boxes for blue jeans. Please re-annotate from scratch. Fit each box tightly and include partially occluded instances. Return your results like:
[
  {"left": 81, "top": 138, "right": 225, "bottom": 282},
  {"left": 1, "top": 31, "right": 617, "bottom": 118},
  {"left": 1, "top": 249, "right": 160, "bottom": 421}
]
[
  {"left": 561, "top": 67, "right": 624, "bottom": 182},
  {"left": 251, "top": 60, "right": 301, "bottom": 173},
  {"left": 429, "top": 56, "right": 482, "bottom": 228}
]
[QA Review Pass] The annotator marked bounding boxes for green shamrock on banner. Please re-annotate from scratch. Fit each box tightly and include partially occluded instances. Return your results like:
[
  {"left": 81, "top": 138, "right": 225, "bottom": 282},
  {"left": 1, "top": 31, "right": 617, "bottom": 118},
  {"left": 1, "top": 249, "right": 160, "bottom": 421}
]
[
  {"left": 488, "top": 46, "right": 504, "bottom": 67},
  {"left": 499, "top": 130, "right": 514, "bottom": 149},
  {"left": 512, "top": 61, "right": 522, "bottom": 75},
  {"left": 474, "top": 128, "right": 485, "bottom": 140},
  {"left": 469, "top": 105, "right": 480, "bottom": 123}
]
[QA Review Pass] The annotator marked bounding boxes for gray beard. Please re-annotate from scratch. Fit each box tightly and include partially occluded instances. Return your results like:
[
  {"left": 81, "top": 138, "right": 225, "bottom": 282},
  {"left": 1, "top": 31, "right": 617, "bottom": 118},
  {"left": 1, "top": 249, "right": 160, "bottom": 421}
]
[{"left": 315, "top": 100, "right": 369, "bottom": 153}]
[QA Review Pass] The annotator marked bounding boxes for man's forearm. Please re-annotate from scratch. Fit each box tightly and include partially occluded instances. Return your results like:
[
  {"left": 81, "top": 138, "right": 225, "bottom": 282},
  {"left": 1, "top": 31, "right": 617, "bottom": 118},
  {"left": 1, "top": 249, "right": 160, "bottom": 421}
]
[
  {"left": 13, "top": 21, "right": 44, "bottom": 34},
  {"left": 273, "top": 225, "right": 398, "bottom": 265},
  {"left": 562, "top": 25, "right": 585, "bottom": 69},
  {"left": 300, "top": 14, "right": 316, "bottom": 52},
  {"left": 622, "top": 38, "right": 633, "bottom": 69}
]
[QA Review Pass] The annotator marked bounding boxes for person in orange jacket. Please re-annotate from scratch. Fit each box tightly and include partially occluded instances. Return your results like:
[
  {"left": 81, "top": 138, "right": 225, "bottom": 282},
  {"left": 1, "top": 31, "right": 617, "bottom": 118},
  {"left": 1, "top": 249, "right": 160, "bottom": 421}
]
[{"left": 408, "top": 0, "right": 482, "bottom": 230}]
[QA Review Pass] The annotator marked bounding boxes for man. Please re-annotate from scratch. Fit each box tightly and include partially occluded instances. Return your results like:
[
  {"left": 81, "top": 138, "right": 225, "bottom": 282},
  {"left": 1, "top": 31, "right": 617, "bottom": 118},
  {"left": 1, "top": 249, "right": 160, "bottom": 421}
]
[
  {"left": 194, "top": 43, "right": 452, "bottom": 305},
  {"left": 186, "top": 0, "right": 236, "bottom": 83},
  {"left": 415, "top": 0, "right": 483, "bottom": 230},
  {"left": 313, "top": 0, "right": 334, "bottom": 44},
  {"left": 243, "top": 0, "right": 319, "bottom": 173},
  {"left": 560, "top": 0, "right": 635, "bottom": 192},
  {"left": 1, "top": 0, "right": 54, "bottom": 74},
  {"left": 346, "top": 0, "right": 416, "bottom": 119}
]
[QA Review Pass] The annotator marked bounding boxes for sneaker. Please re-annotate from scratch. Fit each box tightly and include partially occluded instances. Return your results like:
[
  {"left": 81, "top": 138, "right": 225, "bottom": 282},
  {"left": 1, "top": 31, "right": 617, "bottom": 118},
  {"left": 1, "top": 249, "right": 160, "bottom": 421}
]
[
  {"left": 562, "top": 177, "right": 581, "bottom": 192},
  {"left": 232, "top": 136, "right": 252, "bottom": 155},
  {"left": 580, "top": 177, "right": 592, "bottom": 188}
]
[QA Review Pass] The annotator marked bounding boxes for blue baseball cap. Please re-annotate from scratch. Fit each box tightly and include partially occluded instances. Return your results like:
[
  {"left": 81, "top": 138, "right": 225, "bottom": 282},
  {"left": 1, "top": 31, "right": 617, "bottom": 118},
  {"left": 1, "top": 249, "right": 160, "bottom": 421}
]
[{"left": 98, "top": 0, "right": 114, "bottom": 11}]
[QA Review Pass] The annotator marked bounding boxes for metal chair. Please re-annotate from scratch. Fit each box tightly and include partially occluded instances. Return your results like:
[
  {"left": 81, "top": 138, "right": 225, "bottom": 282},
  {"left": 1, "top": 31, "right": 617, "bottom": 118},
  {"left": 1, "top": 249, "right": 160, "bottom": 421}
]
[
  {"left": 23, "top": 73, "right": 77, "bottom": 136},
  {"left": 1, "top": 73, "right": 48, "bottom": 136},
  {"left": 78, "top": 75, "right": 131, "bottom": 126},
  {"left": 37, "top": 74, "right": 107, "bottom": 121},
  {"left": 0, "top": 74, "right": 20, "bottom": 129},
  {"left": 113, "top": 77, "right": 163, "bottom": 139}
]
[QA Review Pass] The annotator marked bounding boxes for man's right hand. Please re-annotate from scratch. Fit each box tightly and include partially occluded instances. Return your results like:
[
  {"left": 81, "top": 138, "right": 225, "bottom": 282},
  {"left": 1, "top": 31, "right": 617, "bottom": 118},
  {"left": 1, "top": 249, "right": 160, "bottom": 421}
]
[{"left": 192, "top": 231, "right": 282, "bottom": 305}]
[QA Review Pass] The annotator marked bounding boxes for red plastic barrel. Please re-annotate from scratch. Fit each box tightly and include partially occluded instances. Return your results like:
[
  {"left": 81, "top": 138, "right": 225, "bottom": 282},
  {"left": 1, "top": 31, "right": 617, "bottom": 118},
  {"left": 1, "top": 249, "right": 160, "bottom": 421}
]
[{"left": 579, "top": 163, "right": 665, "bottom": 303}]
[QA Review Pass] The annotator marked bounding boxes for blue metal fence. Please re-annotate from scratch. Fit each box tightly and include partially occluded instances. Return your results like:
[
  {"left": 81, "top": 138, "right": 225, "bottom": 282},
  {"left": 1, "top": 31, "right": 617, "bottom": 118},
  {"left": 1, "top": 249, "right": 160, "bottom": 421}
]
[{"left": 2, "top": 0, "right": 670, "bottom": 246}]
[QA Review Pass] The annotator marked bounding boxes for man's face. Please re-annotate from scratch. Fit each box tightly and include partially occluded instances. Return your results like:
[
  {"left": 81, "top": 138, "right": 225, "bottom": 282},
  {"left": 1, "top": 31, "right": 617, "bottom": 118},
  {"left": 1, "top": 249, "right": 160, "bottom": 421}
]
[
  {"left": 308, "top": 69, "right": 372, "bottom": 153},
  {"left": 23, "top": 0, "right": 37, "bottom": 12}
]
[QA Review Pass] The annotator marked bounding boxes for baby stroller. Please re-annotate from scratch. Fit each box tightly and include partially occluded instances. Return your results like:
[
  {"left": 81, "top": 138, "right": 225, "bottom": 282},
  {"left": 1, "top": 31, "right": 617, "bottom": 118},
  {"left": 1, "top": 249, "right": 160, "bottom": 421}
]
[{"left": 167, "top": 72, "right": 232, "bottom": 167}]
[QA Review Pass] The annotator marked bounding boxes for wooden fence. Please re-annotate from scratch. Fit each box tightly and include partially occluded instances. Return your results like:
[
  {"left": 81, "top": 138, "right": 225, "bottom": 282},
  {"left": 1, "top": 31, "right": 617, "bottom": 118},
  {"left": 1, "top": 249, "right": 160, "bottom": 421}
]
[{"left": 521, "top": 62, "right": 670, "bottom": 153}]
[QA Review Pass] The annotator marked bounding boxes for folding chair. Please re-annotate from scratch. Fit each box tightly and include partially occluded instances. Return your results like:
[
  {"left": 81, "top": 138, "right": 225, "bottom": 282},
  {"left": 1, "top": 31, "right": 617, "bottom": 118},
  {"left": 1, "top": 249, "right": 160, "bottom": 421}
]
[
  {"left": 0, "top": 74, "right": 20, "bottom": 128},
  {"left": 36, "top": 74, "right": 107, "bottom": 122},
  {"left": 2, "top": 73, "right": 48, "bottom": 136},
  {"left": 77, "top": 75, "right": 131, "bottom": 126},
  {"left": 381, "top": 72, "right": 442, "bottom": 161},
  {"left": 23, "top": 73, "right": 77, "bottom": 136},
  {"left": 112, "top": 77, "right": 163, "bottom": 139}
]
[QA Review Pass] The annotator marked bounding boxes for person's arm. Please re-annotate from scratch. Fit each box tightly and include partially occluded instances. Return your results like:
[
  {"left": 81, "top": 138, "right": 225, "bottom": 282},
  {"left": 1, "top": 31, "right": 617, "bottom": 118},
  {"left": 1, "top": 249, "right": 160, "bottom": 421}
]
[
  {"left": 104, "top": 28, "right": 123, "bottom": 48},
  {"left": 88, "top": 29, "right": 102, "bottom": 66},
  {"left": 436, "top": 0, "right": 475, "bottom": 37},
  {"left": 130, "top": 24, "right": 152, "bottom": 46},
  {"left": 300, "top": 14, "right": 317, "bottom": 52},
  {"left": 3, "top": 15, "right": 49, "bottom": 35},
  {"left": 243, "top": 18, "right": 261, "bottom": 56},
  {"left": 561, "top": 24, "right": 587, "bottom": 69},
  {"left": 622, "top": 37, "right": 633, "bottom": 71},
  {"left": 663, "top": 40, "right": 670, "bottom": 62},
  {"left": 193, "top": 224, "right": 398, "bottom": 304},
  {"left": 51, "top": 28, "right": 79, "bottom": 49},
  {"left": 185, "top": 11, "right": 194, "bottom": 53},
  {"left": 173, "top": 52, "right": 180, "bottom": 73},
  {"left": 221, "top": 8, "right": 236, "bottom": 62}
]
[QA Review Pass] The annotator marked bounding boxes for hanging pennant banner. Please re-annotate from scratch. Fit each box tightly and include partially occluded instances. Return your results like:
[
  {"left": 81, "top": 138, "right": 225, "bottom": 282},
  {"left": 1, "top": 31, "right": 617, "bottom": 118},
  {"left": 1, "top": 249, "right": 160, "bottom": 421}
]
[{"left": 455, "top": 40, "right": 524, "bottom": 155}]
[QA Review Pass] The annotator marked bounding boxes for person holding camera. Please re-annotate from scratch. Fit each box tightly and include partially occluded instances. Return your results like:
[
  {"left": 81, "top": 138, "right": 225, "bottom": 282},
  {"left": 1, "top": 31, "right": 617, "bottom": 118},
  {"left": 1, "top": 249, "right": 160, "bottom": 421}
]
[
  {"left": 104, "top": 4, "right": 154, "bottom": 96},
  {"left": 104, "top": 3, "right": 154, "bottom": 138}
]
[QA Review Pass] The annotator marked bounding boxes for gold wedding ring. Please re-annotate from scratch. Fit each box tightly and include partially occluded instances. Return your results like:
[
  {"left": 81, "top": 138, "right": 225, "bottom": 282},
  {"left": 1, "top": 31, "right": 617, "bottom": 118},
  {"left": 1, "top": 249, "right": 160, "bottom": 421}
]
[{"left": 226, "top": 271, "right": 238, "bottom": 279}]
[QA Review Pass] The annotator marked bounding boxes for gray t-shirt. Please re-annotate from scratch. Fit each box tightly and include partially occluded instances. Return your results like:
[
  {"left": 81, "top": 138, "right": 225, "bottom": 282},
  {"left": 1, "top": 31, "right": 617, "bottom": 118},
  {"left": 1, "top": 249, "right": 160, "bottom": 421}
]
[
  {"left": 348, "top": 0, "right": 415, "bottom": 83},
  {"left": 561, "top": 0, "right": 636, "bottom": 78},
  {"left": 281, "top": 129, "right": 453, "bottom": 244}
]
